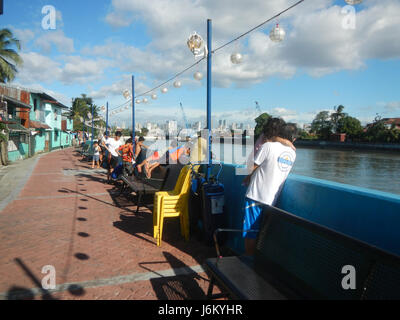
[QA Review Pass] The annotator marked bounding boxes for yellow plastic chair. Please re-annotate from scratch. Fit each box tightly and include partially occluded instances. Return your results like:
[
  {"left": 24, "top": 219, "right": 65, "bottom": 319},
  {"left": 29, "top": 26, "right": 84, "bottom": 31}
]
[{"left": 153, "top": 165, "right": 194, "bottom": 247}]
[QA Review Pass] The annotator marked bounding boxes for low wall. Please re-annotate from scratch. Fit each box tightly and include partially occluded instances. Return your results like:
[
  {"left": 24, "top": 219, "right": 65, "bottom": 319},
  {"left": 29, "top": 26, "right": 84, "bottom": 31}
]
[
  {"left": 219, "top": 164, "right": 400, "bottom": 256},
  {"left": 8, "top": 143, "right": 29, "bottom": 162}
]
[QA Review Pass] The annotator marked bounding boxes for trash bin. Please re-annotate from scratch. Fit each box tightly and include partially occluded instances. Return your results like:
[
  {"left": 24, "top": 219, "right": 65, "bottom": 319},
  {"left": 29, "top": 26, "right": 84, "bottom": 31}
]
[{"left": 199, "top": 165, "right": 226, "bottom": 246}]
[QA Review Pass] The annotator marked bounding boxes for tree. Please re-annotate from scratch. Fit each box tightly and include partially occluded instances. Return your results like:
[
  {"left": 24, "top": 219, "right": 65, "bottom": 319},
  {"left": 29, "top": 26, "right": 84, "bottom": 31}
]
[
  {"left": 337, "top": 116, "right": 363, "bottom": 140},
  {"left": 331, "top": 105, "right": 347, "bottom": 133},
  {"left": 140, "top": 128, "right": 149, "bottom": 136},
  {"left": 311, "top": 111, "right": 332, "bottom": 140},
  {"left": 254, "top": 112, "right": 271, "bottom": 141},
  {"left": 0, "top": 28, "right": 23, "bottom": 83}
]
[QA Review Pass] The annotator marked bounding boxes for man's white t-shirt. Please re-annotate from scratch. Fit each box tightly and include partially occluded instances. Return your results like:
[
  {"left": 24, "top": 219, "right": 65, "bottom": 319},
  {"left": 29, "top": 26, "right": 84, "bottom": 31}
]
[
  {"left": 105, "top": 138, "right": 123, "bottom": 157},
  {"left": 245, "top": 142, "right": 296, "bottom": 206}
]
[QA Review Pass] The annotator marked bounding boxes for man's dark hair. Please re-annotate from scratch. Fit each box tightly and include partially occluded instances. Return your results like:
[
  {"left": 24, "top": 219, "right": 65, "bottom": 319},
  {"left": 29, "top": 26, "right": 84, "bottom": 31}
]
[
  {"left": 115, "top": 131, "right": 122, "bottom": 137},
  {"left": 125, "top": 138, "right": 133, "bottom": 144},
  {"left": 263, "top": 117, "right": 286, "bottom": 139},
  {"left": 138, "top": 136, "right": 145, "bottom": 142},
  {"left": 280, "top": 123, "right": 298, "bottom": 142}
]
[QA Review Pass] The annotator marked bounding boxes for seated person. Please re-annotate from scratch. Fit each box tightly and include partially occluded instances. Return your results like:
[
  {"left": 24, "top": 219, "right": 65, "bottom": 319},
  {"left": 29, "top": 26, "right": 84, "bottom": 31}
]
[
  {"left": 136, "top": 140, "right": 187, "bottom": 178},
  {"left": 117, "top": 138, "right": 134, "bottom": 176}
]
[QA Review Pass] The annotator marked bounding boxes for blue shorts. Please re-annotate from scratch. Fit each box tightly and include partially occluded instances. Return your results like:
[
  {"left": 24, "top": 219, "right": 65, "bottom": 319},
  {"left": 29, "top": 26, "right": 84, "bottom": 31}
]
[
  {"left": 243, "top": 198, "right": 265, "bottom": 239},
  {"left": 93, "top": 154, "right": 100, "bottom": 162}
]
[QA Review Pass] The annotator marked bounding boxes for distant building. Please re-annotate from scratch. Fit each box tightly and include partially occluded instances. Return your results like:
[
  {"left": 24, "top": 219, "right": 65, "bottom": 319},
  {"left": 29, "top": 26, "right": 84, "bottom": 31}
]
[{"left": 166, "top": 120, "right": 177, "bottom": 134}]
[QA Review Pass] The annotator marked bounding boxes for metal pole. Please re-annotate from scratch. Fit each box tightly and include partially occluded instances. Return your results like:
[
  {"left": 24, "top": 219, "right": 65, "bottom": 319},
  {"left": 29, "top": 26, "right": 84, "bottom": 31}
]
[
  {"left": 83, "top": 117, "right": 86, "bottom": 142},
  {"left": 106, "top": 102, "right": 109, "bottom": 136},
  {"left": 91, "top": 103, "right": 94, "bottom": 147},
  {"left": 206, "top": 19, "right": 212, "bottom": 180},
  {"left": 132, "top": 75, "right": 135, "bottom": 149}
]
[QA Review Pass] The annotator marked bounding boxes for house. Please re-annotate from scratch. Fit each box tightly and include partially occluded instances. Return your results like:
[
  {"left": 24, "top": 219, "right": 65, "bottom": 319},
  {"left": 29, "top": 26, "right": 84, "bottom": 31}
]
[
  {"left": 0, "top": 83, "right": 73, "bottom": 163},
  {"left": 366, "top": 118, "right": 400, "bottom": 130}
]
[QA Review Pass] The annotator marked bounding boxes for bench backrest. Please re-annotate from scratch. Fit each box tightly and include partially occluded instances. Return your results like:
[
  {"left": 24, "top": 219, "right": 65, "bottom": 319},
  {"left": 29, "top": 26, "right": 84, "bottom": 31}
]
[
  {"left": 160, "top": 164, "right": 184, "bottom": 191},
  {"left": 254, "top": 206, "right": 400, "bottom": 300}
]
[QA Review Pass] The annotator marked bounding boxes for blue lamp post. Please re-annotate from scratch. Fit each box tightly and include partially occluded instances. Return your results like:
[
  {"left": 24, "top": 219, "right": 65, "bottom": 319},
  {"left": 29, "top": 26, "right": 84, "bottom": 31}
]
[
  {"left": 106, "top": 102, "right": 109, "bottom": 136},
  {"left": 91, "top": 103, "right": 94, "bottom": 147},
  {"left": 206, "top": 19, "right": 212, "bottom": 180}
]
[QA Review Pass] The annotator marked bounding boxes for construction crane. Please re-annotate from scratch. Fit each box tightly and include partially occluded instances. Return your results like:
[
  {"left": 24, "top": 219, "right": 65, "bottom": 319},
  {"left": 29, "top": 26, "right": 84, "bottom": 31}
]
[
  {"left": 179, "top": 102, "right": 190, "bottom": 130},
  {"left": 255, "top": 101, "right": 262, "bottom": 115}
]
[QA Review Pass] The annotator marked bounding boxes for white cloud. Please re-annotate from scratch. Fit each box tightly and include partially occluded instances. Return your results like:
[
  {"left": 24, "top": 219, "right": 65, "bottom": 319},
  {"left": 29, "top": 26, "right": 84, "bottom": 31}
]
[
  {"left": 35, "top": 30, "right": 75, "bottom": 54},
  {"left": 17, "top": 52, "right": 112, "bottom": 86},
  {"left": 101, "top": 0, "right": 400, "bottom": 87}
]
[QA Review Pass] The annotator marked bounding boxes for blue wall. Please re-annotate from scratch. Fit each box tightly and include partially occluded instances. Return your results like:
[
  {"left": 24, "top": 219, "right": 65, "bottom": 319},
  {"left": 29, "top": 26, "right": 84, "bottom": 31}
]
[{"left": 219, "top": 164, "right": 400, "bottom": 256}]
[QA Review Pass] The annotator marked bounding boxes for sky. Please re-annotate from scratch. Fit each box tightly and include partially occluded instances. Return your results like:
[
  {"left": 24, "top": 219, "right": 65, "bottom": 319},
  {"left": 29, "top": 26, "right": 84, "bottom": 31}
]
[{"left": 1, "top": 0, "right": 400, "bottom": 128}]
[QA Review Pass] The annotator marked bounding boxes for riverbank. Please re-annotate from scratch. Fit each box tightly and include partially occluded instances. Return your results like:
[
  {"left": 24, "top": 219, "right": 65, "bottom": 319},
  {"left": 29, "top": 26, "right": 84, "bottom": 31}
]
[{"left": 294, "top": 140, "right": 400, "bottom": 152}]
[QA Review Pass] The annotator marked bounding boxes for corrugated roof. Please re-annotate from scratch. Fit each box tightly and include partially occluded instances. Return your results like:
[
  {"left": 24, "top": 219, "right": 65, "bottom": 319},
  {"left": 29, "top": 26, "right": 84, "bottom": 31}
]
[
  {"left": 3, "top": 95, "right": 31, "bottom": 109},
  {"left": 30, "top": 120, "right": 51, "bottom": 130},
  {"left": 7, "top": 122, "right": 30, "bottom": 132}
]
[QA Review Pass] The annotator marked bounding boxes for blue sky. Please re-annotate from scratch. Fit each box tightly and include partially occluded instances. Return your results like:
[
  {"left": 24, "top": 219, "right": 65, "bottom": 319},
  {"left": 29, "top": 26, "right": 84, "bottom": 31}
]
[{"left": 1, "top": 0, "right": 400, "bottom": 128}]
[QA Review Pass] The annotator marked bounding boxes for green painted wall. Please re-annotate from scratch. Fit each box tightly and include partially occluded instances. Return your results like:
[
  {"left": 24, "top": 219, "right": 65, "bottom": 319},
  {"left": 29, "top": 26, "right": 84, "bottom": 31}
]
[
  {"left": 8, "top": 143, "right": 29, "bottom": 162},
  {"left": 60, "top": 131, "right": 72, "bottom": 148},
  {"left": 34, "top": 131, "right": 46, "bottom": 154}
]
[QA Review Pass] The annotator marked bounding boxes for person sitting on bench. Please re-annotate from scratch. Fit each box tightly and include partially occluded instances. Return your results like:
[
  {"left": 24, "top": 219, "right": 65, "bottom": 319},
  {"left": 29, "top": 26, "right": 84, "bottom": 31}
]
[
  {"left": 117, "top": 138, "right": 134, "bottom": 176},
  {"left": 242, "top": 118, "right": 298, "bottom": 256},
  {"left": 136, "top": 140, "right": 187, "bottom": 178}
]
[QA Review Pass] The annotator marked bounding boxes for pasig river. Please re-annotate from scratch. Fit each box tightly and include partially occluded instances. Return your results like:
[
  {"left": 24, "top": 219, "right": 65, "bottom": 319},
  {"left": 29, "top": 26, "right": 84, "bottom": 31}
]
[
  {"left": 213, "top": 143, "right": 400, "bottom": 196},
  {"left": 144, "top": 139, "right": 400, "bottom": 196}
]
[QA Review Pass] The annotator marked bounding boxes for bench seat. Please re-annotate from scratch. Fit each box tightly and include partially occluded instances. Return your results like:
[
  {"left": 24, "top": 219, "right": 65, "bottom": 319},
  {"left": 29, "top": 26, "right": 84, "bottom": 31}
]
[{"left": 205, "top": 256, "right": 287, "bottom": 300}]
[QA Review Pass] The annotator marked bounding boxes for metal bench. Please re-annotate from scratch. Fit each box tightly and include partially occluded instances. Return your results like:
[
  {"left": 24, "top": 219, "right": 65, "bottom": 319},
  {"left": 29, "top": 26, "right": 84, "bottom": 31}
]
[
  {"left": 205, "top": 205, "right": 400, "bottom": 300},
  {"left": 119, "top": 164, "right": 184, "bottom": 213}
]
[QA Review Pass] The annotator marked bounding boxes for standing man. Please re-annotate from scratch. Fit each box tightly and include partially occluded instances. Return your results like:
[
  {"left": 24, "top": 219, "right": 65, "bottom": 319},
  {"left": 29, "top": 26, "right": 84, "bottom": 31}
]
[
  {"left": 242, "top": 119, "right": 298, "bottom": 255},
  {"left": 103, "top": 131, "right": 123, "bottom": 183}
]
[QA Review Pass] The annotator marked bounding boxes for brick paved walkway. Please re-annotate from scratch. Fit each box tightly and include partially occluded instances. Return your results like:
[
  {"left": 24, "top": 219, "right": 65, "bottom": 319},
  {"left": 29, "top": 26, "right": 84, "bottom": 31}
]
[{"left": 0, "top": 148, "right": 221, "bottom": 300}]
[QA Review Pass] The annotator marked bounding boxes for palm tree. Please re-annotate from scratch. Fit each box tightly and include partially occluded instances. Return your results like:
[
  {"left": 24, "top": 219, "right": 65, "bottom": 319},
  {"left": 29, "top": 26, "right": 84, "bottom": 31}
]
[{"left": 0, "top": 28, "right": 23, "bottom": 83}]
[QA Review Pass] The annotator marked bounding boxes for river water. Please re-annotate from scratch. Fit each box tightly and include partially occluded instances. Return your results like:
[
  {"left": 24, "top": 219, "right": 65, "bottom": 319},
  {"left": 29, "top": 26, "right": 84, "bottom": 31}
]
[
  {"left": 145, "top": 139, "right": 400, "bottom": 195},
  {"left": 213, "top": 143, "right": 400, "bottom": 196}
]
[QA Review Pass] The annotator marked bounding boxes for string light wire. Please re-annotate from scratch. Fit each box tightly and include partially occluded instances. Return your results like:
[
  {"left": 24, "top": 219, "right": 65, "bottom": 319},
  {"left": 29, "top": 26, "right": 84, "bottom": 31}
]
[{"left": 109, "top": 0, "right": 305, "bottom": 115}]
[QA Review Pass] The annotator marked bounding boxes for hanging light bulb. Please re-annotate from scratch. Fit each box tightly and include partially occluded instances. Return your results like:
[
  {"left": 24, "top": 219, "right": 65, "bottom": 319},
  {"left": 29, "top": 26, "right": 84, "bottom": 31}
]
[
  {"left": 161, "top": 87, "right": 168, "bottom": 94},
  {"left": 173, "top": 80, "right": 182, "bottom": 88},
  {"left": 194, "top": 71, "right": 203, "bottom": 81},
  {"left": 101, "top": 106, "right": 106, "bottom": 112},
  {"left": 151, "top": 93, "right": 158, "bottom": 100},
  {"left": 142, "top": 98, "right": 148, "bottom": 104},
  {"left": 345, "top": 0, "right": 362, "bottom": 4},
  {"left": 187, "top": 32, "right": 204, "bottom": 56},
  {"left": 269, "top": 24, "right": 286, "bottom": 43},
  {"left": 123, "top": 90, "right": 131, "bottom": 100},
  {"left": 230, "top": 53, "right": 243, "bottom": 64},
  {"left": 136, "top": 99, "right": 141, "bottom": 104}
]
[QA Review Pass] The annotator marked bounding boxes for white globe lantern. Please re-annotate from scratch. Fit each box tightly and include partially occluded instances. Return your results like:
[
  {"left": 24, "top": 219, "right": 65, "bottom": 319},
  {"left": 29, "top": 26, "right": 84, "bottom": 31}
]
[
  {"left": 101, "top": 106, "right": 106, "bottom": 112},
  {"left": 173, "top": 80, "right": 182, "bottom": 88},
  {"left": 142, "top": 98, "right": 148, "bottom": 104},
  {"left": 161, "top": 87, "right": 168, "bottom": 94},
  {"left": 136, "top": 99, "right": 141, "bottom": 104},
  {"left": 269, "top": 24, "right": 286, "bottom": 43},
  {"left": 123, "top": 90, "right": 131, "bottom": 100},
  {"left": 151, "top": 94, "right": 158, "bottom": 100},
  {"left": 187, "top": 32, "right": 204, "bottom": 57},
  {"left": 194, "top": 71, "right": 203, "bottom": 81},
  {"left": 230, "top": 53, "right": 243, "bottom": 64},
  {"left": 345, "top": 0, "right": 362, "bottom": 4}
]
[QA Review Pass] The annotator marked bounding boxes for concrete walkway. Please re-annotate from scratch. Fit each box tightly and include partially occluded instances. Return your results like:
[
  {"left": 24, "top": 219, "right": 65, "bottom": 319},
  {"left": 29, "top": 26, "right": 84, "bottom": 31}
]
[{"left": 0, "top": 148, "right": 219, "bottom": 300}]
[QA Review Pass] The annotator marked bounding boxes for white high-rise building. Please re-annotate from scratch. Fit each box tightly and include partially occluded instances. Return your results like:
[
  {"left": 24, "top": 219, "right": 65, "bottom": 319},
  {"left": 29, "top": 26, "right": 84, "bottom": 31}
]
[
  {"left": 166, "top": 120, "right": 178, "bottom": 134},
  {"left": 193, "top": 121, "right": 202, "bottom": 132}
]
